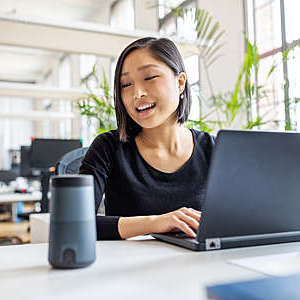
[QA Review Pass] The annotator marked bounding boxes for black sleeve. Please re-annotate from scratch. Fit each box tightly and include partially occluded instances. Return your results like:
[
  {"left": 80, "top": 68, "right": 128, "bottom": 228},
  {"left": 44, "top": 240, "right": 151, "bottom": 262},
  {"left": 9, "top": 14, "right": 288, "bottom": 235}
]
[{"left": 79, "top": 132, "right": 121, "bottom": 240}]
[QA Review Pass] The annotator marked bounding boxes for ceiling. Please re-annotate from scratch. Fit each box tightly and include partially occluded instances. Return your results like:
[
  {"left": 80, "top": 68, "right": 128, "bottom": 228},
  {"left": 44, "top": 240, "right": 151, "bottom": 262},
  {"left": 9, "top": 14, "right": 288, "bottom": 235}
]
[
  {"left": 0, "top": 0, "right": 114, "bottom": 23},
  {"left": 0, "top": 0, "right": 116, "bottom": 84},
  {"left": 0, "top": 0, "right": 197, "bottom": 85},
  {"left": 0, "top": 45, "right": 62, "bottom": 83}
]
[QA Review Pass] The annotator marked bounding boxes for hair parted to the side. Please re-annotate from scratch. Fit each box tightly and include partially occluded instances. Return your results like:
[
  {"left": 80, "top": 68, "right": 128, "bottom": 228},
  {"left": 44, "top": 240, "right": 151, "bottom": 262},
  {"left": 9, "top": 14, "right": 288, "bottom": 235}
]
[{"left": 114, "top": 37, "right": 191, "bottom": 142}]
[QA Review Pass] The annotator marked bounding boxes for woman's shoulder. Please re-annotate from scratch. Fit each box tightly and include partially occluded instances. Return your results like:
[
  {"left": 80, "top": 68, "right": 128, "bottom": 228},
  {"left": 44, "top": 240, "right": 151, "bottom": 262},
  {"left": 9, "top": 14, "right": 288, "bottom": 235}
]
[
  {"left": 190, "top": 128, "right": 215, "bottom": 145},
  {"left": 88, "top": 129, "right": 135, "bottom": 157},
  {"left": 91, "top": 129, "right": 121, "bottom": 150},
  {"left": 190, "top": 129, "right": 215, "bottom": 162},
  {"left": 82, "top": 130, "right": 122, "bottom": 170}
]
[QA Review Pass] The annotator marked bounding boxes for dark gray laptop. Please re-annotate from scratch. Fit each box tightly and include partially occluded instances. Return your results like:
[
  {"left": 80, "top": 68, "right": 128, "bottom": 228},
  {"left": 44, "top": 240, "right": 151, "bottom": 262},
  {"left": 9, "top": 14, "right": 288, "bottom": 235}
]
[{"left": 152, "top": 130, "right": 300, "bottom": 251}]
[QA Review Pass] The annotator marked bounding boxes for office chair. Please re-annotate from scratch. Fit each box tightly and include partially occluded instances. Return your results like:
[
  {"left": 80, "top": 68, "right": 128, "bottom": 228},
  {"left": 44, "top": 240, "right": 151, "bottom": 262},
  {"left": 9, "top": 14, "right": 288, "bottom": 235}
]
[
  {"left": 55, "top": 147, "right": 88, "bottom": 175},
  {"left": 55, "top": 147, "right": 105, "bottom": 215}
]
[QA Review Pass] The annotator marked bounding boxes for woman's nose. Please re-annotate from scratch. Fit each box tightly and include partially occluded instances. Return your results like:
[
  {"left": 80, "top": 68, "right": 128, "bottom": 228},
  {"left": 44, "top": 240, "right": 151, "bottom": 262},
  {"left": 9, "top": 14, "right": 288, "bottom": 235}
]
[{"left": 134, "top": 85, "right": 147, "bottom": 99}]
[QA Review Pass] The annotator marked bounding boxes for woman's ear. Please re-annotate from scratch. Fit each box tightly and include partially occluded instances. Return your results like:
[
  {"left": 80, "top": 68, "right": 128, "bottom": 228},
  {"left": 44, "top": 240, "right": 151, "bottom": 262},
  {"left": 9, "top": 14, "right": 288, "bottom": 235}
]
[{"left": 178, "top": 72, "right": 187, "bottom": 94}]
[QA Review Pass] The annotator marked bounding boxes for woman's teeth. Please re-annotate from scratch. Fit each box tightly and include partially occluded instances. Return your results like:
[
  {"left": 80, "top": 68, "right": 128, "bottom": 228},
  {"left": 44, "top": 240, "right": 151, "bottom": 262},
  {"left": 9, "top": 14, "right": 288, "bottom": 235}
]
[{"left": 136, "top": 103, "right": 155, "bottom": 112}]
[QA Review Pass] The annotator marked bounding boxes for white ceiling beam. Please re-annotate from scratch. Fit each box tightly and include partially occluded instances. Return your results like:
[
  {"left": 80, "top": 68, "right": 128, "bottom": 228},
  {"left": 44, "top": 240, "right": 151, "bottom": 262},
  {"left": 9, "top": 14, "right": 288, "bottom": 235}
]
[
  {"left": 0, "top": 82, "right": 85, "bottom": 100},
  {"left": 0, "top": 13, "right": 200, "bottom": 58},
  {"left": 0, "top": 110, "right": 75, "bottom": 120}
]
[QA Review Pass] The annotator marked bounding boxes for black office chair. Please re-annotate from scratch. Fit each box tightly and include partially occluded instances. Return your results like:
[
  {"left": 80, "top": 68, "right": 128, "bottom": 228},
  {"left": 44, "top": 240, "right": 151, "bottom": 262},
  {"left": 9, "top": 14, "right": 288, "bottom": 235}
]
[
  {"left": 55, "top": 147, "right": 105, "bottom": 215},
  {"left": 55, "top": 147, "right": 88, "bottom": 175}
]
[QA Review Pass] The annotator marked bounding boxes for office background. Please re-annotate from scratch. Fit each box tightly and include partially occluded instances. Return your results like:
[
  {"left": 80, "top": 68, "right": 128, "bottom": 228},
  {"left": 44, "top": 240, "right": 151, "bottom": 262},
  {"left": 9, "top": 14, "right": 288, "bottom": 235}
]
[{"left": 0, "top": 0, "right": 299, "bottom": 244}]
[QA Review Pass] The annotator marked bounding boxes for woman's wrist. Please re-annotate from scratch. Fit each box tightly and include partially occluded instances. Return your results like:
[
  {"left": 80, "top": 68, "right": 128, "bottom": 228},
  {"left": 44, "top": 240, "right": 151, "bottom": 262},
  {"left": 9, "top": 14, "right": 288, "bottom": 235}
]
[
  {"left": 118, "top": 215, "right": 158, "bottom": 239},
  {"left": 146, "top": 215, "right": 157, "bottom": 234}
]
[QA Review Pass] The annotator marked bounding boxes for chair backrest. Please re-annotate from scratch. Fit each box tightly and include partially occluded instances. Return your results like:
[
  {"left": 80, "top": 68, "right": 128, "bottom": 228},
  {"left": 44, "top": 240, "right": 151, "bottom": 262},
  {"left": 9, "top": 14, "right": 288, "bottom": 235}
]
[
  {"left": 55, "top": 146, "right": 105, "bottom": 215},
  {"left": 55, "top": 147, "right": 88, "bottom": 175}
]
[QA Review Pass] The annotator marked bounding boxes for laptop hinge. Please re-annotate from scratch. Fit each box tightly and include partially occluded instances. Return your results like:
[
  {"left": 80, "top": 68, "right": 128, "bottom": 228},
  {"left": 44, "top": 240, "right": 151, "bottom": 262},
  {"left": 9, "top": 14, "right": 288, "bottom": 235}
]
[{"left": 205, "top": 238, "right": 221, "bottom": 250}]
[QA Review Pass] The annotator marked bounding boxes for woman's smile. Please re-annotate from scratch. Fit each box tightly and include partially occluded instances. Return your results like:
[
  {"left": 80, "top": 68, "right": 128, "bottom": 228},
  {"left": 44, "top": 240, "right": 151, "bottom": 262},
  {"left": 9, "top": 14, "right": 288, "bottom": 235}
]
[{"left": 135, "top": 101, "right": 156, "bottom": 118}]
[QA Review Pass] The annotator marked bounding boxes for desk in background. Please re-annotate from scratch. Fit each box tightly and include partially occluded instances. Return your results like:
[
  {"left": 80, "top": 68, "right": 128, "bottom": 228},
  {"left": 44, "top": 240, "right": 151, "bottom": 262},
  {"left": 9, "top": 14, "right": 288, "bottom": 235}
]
[{"left": 0, "top": 191, "right": 41, "bottom": 222}]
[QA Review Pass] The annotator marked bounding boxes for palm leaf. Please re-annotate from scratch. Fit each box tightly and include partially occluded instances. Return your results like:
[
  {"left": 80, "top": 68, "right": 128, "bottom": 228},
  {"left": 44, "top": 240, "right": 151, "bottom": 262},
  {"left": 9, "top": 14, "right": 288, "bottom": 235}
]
[
  {"left": 199, "top": 15, "right": 212, "bottom": 42},
  {"left": 205, "top": 42, "right": 226, "bottom": 64}
]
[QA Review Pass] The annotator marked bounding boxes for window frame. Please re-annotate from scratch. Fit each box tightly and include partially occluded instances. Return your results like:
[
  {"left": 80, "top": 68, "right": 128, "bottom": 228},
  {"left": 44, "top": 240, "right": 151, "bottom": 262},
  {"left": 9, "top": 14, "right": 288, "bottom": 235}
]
[{"left": 245, "top": 0, "right": 300, "bottom": 130}]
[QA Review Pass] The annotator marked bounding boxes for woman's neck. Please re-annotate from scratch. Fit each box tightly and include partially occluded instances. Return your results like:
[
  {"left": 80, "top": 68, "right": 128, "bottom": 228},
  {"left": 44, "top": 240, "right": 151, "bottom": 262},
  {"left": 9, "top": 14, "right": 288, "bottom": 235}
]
[{"left": 137, "top": 122, "right": 188, "bottom": 154}]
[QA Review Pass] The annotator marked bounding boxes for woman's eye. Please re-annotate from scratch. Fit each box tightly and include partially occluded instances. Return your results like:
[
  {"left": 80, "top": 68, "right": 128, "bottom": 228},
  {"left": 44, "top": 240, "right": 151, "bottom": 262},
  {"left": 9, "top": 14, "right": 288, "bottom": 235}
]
[
  {"left": 145, "top": 75, "right": 159, "bottom": 81},
  {"left": 121, "top": 83, "right": 131, "bottom": 88}
]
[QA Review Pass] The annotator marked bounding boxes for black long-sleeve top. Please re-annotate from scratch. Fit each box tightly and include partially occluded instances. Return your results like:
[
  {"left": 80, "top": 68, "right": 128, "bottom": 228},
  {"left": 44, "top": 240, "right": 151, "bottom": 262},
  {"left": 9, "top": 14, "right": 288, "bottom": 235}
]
[{"left": 79, "top": 129, "right": 215, "bottom": 240}]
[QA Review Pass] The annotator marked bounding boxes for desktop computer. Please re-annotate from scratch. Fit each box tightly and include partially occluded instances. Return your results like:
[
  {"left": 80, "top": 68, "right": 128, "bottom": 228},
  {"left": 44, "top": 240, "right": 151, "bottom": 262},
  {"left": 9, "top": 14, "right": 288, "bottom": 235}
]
[
  {"left": 30, "top": 138, "right": 82, "bottom": 170},
  {"left": 20, "top": 146, "right": 41, "bottom": 179}
]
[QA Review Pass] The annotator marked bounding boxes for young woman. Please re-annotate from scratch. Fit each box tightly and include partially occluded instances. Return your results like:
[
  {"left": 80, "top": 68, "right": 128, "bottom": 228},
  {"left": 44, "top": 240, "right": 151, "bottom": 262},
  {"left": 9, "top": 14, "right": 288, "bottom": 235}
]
[{"left": 80, "top": 37, "right": 214, "bottom": 240}]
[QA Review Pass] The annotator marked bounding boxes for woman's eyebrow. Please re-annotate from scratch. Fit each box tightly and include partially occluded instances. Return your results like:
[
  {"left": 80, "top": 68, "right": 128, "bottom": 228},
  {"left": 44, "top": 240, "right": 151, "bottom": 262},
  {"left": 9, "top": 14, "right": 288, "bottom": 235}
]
[
  {"left": 121, "top": 64, "right": 160, "bottom": 77},
  {"left": 137, "top": 64, "right": 160, "bottom": 71}
]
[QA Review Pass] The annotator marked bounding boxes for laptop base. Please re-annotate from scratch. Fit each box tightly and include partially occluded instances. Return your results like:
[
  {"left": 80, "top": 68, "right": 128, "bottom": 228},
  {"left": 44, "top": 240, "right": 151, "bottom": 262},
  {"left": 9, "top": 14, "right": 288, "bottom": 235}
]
[{"left": 151, "top": 231, "right": 300, "bottom": 251}]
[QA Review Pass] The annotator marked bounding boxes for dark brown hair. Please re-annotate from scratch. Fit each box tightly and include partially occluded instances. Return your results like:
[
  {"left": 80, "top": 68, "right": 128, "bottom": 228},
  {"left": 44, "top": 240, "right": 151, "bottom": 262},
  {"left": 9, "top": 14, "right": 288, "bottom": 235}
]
[{"left": 114, "top": 37, "right": 191, "bottom": 142}]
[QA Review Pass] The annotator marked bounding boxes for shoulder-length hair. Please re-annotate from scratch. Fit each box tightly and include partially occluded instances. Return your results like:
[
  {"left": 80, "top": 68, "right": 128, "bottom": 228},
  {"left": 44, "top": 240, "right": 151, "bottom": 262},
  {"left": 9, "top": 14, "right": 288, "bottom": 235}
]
[{"left": 114, "top": 37, "right": 191, "bottom": 142}]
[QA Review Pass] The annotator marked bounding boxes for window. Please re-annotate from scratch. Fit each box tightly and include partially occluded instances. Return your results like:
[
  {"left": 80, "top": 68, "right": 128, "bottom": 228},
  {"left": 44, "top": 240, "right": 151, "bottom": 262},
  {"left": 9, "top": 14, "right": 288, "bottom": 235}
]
[
  {"left": 159, "top": 0, "right": 197, "bottom": 39},
  {"left": 246, "top": 0, "right": 300, "bottom": 130},
  {"left": 158, "top": 0, "right": 186, "bottom": 19}
]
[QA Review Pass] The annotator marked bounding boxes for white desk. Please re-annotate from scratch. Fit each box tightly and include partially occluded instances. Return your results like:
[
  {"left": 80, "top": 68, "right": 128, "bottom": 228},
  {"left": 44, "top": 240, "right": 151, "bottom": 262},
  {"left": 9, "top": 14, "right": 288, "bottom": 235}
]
[
  {"left": 2, "top": 239, "right": 300, "bottom": 300},
  {"left": 0, "top": 191, "right": 41, "bottom": 204},
  {"left": 0, "top": 191, "right": 41, "bottom": 222},
  {"left": 30, "top": 213, "right": 50, "bottom": 243}
]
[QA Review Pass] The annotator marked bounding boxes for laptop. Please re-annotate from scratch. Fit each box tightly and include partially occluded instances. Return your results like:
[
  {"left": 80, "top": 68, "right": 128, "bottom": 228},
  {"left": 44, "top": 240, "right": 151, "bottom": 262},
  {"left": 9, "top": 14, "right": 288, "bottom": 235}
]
[{"left": 152, "top": 130, "right": 300, "bottom": 251}]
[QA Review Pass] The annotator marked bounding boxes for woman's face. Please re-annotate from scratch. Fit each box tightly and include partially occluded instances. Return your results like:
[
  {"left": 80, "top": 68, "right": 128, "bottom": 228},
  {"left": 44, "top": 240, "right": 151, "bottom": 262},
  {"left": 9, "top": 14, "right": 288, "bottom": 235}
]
[{"left": 120, "top": 48, "right": 186, "bottom": 129}]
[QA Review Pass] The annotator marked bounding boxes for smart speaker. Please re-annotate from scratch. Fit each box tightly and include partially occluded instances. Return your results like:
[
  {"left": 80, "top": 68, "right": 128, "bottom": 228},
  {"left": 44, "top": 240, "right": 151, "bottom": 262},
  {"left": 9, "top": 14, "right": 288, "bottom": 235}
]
[{"left": 48, "top": 175, "right": 96, "bottom": 269}]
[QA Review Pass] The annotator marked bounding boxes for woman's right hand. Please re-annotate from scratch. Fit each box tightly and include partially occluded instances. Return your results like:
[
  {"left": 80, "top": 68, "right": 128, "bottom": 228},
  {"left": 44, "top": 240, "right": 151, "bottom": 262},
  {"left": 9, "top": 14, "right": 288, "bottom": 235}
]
[{"left": 149, "top": 207, "right": 201, "bottom": 238}]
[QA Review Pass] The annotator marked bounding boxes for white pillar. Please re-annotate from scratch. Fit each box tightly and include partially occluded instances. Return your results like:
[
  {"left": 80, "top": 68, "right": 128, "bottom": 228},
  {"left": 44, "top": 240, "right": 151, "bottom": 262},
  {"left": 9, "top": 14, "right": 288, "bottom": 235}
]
[
  {"left": 197, "top": 0, "right": 245, "bottom": 95},
  {"left": 135, "top": 0, "right": 159, "bottom": 31}
]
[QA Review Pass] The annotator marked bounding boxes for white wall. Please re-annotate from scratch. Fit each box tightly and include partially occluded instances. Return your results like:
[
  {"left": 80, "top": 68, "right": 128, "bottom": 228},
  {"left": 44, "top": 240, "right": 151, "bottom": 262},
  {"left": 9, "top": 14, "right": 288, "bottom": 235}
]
[
  {"left": 197, "top": 0, "right": 245, "bottom": 96},
  {"left": 111, "top": 0, "right": 135, "bottom": 30},
  {"left": 135, "top": 0, "right": 159, "bottom": 31}
]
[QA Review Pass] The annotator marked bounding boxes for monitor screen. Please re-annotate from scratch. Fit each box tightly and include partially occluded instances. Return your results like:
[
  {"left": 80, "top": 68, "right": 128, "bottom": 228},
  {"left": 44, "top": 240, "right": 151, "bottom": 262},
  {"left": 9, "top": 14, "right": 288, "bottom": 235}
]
[
  {"left": 20, "top": 145, "right": 32, "bottom": 177},
  {"left": 31, "top": 139, "right": 82, "bottom": 169}
]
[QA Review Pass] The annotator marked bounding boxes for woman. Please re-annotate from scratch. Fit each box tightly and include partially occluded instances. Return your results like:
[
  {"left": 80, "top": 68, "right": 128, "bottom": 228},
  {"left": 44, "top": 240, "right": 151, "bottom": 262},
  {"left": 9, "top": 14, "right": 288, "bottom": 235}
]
[{"left": 80, "top": 37, "right": 214, "bottom": 240}]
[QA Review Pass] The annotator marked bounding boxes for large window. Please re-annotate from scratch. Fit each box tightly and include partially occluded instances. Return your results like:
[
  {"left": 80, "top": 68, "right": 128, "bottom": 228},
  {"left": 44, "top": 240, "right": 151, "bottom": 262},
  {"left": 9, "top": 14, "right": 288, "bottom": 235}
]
[
  {"left": 159, "top": 0, "right": 197, "bottom": 39},
  {"left": 246, "top": 0, "right": 300, "bottom": 130}
]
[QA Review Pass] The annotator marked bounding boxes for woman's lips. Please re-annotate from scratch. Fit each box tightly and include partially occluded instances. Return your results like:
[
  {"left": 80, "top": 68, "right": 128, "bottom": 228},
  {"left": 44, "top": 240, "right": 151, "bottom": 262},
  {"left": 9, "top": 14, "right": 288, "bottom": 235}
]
[
  {"left": 135, "top": 102, "right": 156, "bottom": 118},
  {"left": 135, "top": 101, "right": 156, "bottom": 110}
]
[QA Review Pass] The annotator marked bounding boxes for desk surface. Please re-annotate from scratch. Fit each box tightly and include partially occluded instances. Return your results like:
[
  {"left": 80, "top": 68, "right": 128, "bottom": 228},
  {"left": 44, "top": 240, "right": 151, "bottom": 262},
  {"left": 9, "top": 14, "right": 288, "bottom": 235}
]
[
  {"left": 0, "top": 191, "right": 41, "bottom": 203},
  {"left": 2, "top": 239, "right": 300, "bottom": 300}
]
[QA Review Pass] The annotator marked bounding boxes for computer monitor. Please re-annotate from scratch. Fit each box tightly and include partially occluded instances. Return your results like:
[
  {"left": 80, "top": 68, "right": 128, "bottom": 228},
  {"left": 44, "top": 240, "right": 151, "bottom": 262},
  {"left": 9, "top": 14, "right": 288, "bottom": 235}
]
[
  {"left": 20, "top": 146, "right": 33, "bottom": 177},
  {"left": 30, "top": 138, "right": 82, "bottom": 169}
]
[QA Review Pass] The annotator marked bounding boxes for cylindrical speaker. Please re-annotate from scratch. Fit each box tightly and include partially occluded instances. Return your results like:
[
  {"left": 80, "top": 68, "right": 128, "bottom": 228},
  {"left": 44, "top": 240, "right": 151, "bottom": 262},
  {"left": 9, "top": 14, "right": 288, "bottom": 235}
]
[{"left": 48, "top": 175, "right": 96, "bottom": 269}]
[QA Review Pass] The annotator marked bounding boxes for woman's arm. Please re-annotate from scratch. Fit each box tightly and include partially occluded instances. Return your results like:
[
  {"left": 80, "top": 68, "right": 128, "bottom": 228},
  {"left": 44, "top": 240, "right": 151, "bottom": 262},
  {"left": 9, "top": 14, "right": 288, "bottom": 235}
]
[{"left": 118, "top": 207, "right": 201, "bottom": 239}]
